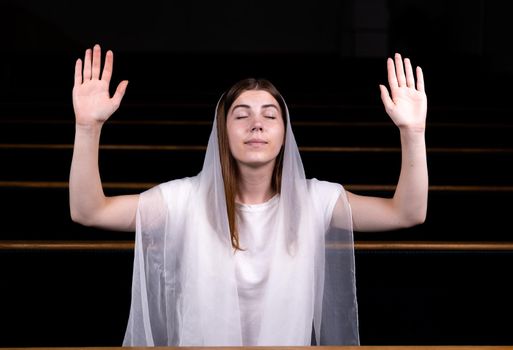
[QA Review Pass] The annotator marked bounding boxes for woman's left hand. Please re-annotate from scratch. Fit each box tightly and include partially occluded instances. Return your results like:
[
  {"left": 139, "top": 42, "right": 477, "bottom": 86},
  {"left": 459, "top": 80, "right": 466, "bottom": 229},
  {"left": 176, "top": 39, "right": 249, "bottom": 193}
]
[{"left": 380, "top": 53, "right": 427, "bottom": 132}]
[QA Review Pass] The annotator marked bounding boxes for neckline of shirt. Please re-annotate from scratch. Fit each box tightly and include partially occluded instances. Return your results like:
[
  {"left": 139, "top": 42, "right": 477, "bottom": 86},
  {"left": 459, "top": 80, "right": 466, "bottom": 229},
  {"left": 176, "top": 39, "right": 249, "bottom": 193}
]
[{"left": 236, "top": 194, "right": 279, "bottom": 212}]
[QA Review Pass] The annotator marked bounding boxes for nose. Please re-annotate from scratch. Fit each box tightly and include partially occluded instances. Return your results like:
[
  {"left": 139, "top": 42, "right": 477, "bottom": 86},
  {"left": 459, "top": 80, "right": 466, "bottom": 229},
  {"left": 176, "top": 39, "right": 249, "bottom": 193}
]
[{"left": 250, "top": 118, "right": 263, "bottom": 132}]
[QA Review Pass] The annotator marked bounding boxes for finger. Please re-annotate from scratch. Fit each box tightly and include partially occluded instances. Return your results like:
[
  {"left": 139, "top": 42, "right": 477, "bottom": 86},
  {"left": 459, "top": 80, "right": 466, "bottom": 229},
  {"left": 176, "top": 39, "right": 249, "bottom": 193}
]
[
  {"left": 416, "top": 66, "right": 425, "bottom": 92},
  {"left": 74, "top": 58, "right": 82, "bottom": 87},
  {"left": 395, "top": 53, "right": 406, "bottom": 87},
  {"left": 83, "top": 48, "right": 92, "bottom": 80},
  {"left": 379, "top": 84, "right": 394, "bottom": 112},
  {"left": 387, "top": 57, "right": 398, "bottom": 89},
  {"left": 101, "top": 50, "right": 113, "bottom": 84},
  {"left": 92, "top": 44, "right": 101, "bottom": 80},
  {"left": 404, "top": 58, "right": 415, "bottom": 88},
  {"left": 111, "top": 80, "right": 129, "bottom": 107}
]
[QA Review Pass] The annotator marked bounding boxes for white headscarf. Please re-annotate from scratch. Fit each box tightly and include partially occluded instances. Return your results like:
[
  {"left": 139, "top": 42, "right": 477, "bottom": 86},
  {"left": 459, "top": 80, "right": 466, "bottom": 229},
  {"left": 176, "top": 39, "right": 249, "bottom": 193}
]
[{"left": 123, "top": 82, "right": 359, "bottom": 346}]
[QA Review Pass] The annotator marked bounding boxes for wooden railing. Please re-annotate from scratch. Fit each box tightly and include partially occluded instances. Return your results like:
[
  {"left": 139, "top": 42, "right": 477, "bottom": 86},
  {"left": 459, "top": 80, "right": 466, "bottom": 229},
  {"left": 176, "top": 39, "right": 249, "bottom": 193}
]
[{"left": 2, "top": 240, "right": 513, "bottom": 251}]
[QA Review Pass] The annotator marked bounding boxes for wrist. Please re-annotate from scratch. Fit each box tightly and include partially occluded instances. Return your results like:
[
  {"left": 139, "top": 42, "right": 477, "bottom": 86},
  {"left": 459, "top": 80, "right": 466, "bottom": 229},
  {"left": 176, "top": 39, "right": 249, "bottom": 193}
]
[
  {"left": 399, "top": 123, "right": 426, "bottom": 135},
  {"left": 399, "top": 126, "right": 426, "bottom": 147},
  {"left": 75, "top": 122, "right": 103, "bottom": 136}
]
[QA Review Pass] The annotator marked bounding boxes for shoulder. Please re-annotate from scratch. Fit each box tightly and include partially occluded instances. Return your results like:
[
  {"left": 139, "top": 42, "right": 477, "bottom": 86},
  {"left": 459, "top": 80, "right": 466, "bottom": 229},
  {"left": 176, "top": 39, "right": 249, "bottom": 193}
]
[
  {"left": 307, "top": 178, "right": 343, "bottom": 199},
  {"left": 140, "top": 176, "right": 197, "bottom": 214},
  {"left": 137, "top": 177, "right": 198, "bottom": 233},
  {"left": 157, "top": 176, "right": 197, "bottom": 202},
  {"left": 306, "top": 178, "right": 345, "bottom": 229}
]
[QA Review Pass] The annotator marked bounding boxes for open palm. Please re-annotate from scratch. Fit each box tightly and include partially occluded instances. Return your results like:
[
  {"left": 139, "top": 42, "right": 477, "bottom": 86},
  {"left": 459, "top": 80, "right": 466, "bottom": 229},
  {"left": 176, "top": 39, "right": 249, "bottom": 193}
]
[
  {"left": 72, "top": 45, "right": 128, "bottom": 126},
  {"left": 380, "top": 53, "right": 427, "bottom": 131}
]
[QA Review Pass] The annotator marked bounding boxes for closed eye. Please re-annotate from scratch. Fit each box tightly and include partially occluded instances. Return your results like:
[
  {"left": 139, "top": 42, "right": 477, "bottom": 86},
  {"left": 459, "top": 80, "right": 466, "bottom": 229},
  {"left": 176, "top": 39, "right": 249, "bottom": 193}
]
[{"left": 265, "top": 116, "right": 276, "bottom": 119}]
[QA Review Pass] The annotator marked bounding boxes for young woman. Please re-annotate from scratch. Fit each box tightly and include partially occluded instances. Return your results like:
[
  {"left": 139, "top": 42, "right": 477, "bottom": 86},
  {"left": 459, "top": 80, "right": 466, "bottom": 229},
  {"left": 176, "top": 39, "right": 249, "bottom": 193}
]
[{"left": 70, "top": 45, "right": 428, "bottom": 346}]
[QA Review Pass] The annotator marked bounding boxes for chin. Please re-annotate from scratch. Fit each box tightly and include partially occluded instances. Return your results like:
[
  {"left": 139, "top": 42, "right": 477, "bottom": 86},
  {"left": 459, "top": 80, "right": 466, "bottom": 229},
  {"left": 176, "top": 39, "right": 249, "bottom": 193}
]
[{"left": 237, "top": 157, "right": 276, "bottom": 169}]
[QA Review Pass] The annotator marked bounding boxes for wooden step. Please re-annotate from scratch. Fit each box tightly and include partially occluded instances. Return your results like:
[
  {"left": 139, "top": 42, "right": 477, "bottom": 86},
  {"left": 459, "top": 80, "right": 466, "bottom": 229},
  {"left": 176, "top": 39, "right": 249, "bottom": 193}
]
[
  {"left": 0, "top": 184, "right": 512, "bottom": 242},
  {"left": 1, "top": 144, "right": 512, "bottom": 185},
  {"left": 2, "top": 240, "right": 513, "bottom": 251},
  {"left": 2, "top": 119, "right": 513, "bottom": 148},
  {"left": 1, "top": 248, "right": 512, "bottom": 346}
]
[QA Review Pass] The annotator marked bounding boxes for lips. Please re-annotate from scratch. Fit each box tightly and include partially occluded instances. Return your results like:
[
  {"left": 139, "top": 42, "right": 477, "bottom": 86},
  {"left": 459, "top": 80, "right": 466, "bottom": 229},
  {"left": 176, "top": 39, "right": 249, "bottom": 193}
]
[{"left": 244, "top": 139, "right": 268, "bottom": 145}]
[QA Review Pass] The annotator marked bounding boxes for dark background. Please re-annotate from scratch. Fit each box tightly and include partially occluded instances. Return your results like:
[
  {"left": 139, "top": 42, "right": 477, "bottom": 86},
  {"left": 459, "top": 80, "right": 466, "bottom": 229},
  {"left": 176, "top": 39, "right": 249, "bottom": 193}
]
[
  {"left": 1, "top": 0, "right": 513, "bottom": 347},
  {"left": 2, "top": 0, "right": 512, "bottom": 109}
]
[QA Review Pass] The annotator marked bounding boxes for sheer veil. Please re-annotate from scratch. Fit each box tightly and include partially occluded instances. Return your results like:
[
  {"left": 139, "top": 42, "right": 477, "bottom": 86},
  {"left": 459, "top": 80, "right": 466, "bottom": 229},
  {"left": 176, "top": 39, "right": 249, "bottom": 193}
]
[{"left": 123, "top": 90, "right": 359, "bottom": 346}]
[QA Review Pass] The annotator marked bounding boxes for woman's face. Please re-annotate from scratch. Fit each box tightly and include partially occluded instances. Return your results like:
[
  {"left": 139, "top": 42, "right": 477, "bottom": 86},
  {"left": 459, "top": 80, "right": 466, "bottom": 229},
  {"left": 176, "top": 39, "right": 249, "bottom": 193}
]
[{"left": 226, "top": 90, "right": 285, "bottom": 169}]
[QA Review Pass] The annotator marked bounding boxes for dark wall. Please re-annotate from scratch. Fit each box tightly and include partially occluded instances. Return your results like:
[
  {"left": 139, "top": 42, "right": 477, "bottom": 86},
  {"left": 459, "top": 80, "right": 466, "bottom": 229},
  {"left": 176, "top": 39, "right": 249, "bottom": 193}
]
[
  {"left": 2, "top": 0, "right": 511, "bottom": 105},
  {"left": 2, "top": 0, "right": 509, "bottom": 61},
  {"left": 2, "top": 0, "right": 512, "bottom": 112},
  {"left": 2, "top": 0, "right": 355, "bottom": 54}
]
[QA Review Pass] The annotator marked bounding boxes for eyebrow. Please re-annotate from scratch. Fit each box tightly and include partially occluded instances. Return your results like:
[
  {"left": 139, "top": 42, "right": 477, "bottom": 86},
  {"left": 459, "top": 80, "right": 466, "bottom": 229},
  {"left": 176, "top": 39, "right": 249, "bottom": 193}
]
[{"left": 232, "top": 104, "right": 280, "bottom": 111}]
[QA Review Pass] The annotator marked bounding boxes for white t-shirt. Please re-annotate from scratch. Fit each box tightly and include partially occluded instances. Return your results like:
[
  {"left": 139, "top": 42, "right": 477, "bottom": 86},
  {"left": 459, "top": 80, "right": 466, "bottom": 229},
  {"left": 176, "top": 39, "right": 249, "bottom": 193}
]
[
  {"left": 234, "top": 179, "right": 342, "bottom": 345},
  {"left": 125, "top": 176, "right": 348, "bottom": 346}
]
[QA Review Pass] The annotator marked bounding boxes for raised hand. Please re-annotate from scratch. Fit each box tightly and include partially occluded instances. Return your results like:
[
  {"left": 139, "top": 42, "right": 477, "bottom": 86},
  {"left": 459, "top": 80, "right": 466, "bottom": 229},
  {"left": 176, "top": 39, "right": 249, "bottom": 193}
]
[
  {"left": 379, "top": 53, "right": 427, "bottom": 131},
  {"left": 72, "top": 44, "right": 128, "bottom": 127}
]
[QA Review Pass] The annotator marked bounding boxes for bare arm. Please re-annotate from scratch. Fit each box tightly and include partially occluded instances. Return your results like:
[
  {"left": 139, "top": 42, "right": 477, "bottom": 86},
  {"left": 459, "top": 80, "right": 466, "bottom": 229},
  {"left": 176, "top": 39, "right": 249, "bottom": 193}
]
[
  {"left": 344, "top": 53, "right": 428, "bottom": 232},
  {"left": 69, "top": 44, "right": 138, "bottom": 232}
]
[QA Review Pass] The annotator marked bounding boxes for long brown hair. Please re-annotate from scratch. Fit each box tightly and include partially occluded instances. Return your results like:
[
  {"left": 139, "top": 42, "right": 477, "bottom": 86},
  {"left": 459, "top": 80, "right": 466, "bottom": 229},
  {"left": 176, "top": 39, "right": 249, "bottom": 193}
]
[{"left": 216, "top": 78, "right": 287, "bottom": 250}]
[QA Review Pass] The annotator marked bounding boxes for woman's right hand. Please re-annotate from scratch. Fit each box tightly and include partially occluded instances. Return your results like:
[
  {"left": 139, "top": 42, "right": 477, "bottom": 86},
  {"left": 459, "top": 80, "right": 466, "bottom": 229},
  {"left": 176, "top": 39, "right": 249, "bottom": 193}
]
[{"left": 72, "top": 44, "right": 128, "bottom": 127}]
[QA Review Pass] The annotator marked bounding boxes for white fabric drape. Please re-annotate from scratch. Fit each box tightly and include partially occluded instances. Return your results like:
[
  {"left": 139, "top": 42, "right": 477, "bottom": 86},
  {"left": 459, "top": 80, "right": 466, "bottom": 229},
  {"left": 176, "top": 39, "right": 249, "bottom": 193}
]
[{"left": 123, "top": 95, "right": 359, "bottom": 346}]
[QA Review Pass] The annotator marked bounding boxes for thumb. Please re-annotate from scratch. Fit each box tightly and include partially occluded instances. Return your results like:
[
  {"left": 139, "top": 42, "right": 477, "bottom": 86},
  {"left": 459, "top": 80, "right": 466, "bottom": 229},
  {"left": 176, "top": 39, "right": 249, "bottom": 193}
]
[
  {"left": 112, "top": 80, "right": 129, "bottom": 107},
  {"left": 379, "top": 84, "right": 394, "bottom": 112}
]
